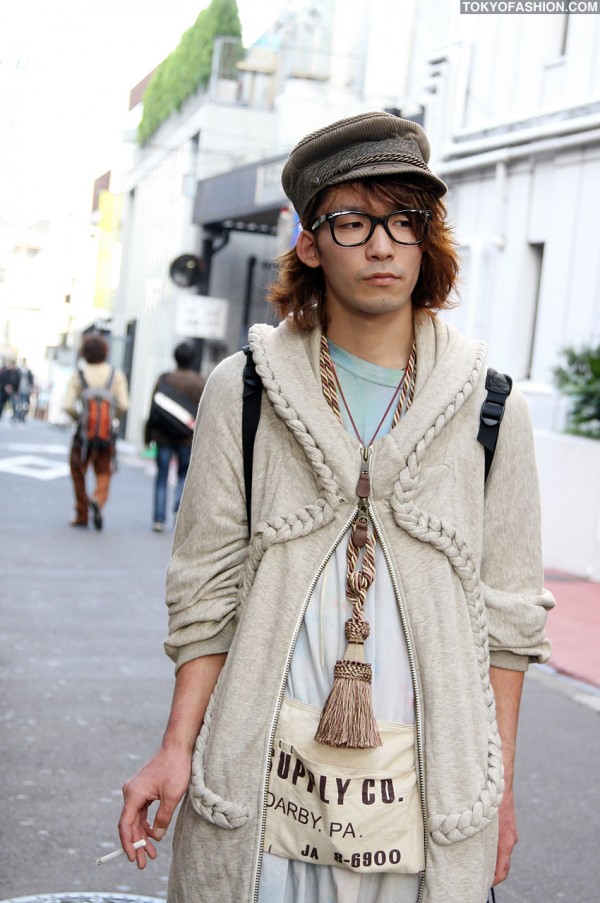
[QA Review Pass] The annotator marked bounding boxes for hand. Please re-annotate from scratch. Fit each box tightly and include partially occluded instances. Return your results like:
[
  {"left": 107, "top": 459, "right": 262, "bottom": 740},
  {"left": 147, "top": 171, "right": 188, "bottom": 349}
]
[
  {"left": 118, "top": 744, "right": 192, "bottom": 868},
  {"left": 493, "top": 787, "right": 518, "bottom": 885}
]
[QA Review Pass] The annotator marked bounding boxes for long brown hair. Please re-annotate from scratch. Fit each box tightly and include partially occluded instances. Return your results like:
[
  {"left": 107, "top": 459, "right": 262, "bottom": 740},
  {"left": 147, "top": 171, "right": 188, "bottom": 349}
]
[{"left": 268, "top": 178, "right": 459, "bottom": 331}]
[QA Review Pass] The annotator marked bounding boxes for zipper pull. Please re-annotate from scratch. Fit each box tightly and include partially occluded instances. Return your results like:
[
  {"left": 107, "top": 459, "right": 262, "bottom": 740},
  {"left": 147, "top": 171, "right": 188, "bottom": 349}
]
[
  {"left": 353, "top": 447, "right": 371, "bottom": 548},
  {"left": 356, "top": 446, "right": 371, "bottom": 498}
]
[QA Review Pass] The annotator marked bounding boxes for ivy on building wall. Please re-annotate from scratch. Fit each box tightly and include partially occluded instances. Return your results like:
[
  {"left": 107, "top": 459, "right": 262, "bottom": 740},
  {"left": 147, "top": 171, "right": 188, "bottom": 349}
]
[{"left": 138, "top": 0, "right": 243, "bottom": 145}]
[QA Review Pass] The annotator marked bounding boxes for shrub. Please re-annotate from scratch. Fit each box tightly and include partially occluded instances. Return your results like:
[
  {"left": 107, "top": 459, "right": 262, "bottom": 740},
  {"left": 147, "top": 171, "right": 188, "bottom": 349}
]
[{"left": 553, "top": 343, "right": 600, "bottom": 439}]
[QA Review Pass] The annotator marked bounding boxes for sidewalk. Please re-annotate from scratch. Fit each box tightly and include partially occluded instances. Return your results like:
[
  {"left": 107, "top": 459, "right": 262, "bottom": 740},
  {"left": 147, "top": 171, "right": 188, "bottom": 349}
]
[{"left": 543, "top": 569, "right": 600, "bottom": 689}]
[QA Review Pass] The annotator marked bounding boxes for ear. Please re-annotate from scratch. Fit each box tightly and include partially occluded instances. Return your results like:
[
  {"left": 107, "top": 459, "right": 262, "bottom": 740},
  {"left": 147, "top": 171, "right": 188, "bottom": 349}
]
[{"left": 296, "top": 230, "right": 322, "bottom": 269}]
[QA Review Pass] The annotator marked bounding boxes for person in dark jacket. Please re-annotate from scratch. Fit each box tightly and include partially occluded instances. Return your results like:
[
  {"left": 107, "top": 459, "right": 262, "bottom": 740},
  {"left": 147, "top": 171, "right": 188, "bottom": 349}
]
[
  {"left": 0, "top": 361, "right": 19, "bottom": 419},
  {"left": 145, "top": 342, "right": 205, "bottom": 532}
]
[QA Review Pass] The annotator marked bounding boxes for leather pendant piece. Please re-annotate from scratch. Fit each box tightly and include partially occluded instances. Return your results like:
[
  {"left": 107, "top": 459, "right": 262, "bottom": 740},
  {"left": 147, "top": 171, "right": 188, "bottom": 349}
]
[
  {"left": 352, "top": 515, "right": 369, "bottom": 548},
  {"left": 356, "top": 469, "right": 370, "bottom": 498}
]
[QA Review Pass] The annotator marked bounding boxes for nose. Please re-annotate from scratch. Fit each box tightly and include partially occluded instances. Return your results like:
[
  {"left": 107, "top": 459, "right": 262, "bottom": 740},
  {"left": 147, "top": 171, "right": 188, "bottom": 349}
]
[{"left": 365, "top": 222, "right": 395, "bottom": 258}]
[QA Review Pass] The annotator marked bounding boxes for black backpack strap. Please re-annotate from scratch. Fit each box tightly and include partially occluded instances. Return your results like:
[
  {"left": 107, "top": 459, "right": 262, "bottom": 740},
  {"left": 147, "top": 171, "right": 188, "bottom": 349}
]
[
  {"left": 242, "top": 346, "right": 262, "bottom": 536},
  {"left": 478, "top": 368, "right": 513, "bottom": 483}
]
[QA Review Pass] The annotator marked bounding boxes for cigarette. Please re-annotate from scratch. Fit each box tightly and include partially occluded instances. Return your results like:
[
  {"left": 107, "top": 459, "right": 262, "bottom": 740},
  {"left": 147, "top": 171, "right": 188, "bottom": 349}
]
[{"left": 96, "top": 838, "right": 146, "bottom": 865}]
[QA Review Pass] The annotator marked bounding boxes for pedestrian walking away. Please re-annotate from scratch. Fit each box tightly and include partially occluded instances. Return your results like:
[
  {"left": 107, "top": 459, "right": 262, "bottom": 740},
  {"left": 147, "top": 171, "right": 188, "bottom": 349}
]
[
  {"left": 144, "top": 342, "right": 205, "bottom": 533},
  {"left": 63, "top": 334, "right": 129, "bottom": 530},
  {"left": 118, "top": 112, "right": 555, "bottom": 903}
]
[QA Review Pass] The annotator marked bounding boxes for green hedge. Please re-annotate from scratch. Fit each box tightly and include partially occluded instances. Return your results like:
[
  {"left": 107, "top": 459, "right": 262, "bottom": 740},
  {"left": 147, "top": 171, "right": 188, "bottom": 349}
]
[{"left": 138, "top": 0, "right": 242, "bottom": 144}]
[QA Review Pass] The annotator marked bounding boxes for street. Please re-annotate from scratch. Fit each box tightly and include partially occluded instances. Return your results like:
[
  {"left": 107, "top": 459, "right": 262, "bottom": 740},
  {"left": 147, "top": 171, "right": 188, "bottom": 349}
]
[{"left": 1, "top": 419, "right": 599, "bottom": 902}]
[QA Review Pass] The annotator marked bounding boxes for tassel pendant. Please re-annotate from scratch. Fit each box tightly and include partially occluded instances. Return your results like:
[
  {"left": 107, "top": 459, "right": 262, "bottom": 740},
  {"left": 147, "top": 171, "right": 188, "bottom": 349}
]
[{"left": 315, "top": 617, "right": 382, "bottom": 748}]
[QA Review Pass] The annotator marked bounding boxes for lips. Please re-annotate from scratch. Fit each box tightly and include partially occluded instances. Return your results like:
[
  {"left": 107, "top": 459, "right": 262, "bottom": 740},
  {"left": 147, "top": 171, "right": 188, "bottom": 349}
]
[{"left": 365, "top": 273, "right": 399, "bottom": 285}]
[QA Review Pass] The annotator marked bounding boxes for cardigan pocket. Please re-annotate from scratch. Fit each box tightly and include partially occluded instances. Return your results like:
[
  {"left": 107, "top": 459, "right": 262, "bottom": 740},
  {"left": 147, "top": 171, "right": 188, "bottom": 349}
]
[{"left": 188, "top": 689, "right": 250, "bottom": 829}]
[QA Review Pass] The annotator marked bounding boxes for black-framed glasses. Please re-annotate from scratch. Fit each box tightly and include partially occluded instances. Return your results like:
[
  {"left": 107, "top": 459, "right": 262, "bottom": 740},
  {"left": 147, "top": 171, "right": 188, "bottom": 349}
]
[{"left": 311, "top": 209, "right": 432, "bottom": 247}]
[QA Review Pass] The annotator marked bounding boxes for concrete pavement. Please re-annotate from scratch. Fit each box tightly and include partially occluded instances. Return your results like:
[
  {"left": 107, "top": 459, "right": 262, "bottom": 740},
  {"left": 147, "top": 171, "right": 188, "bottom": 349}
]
[{"left": 0, "top": 419, "right": 175, "bottom": 899}]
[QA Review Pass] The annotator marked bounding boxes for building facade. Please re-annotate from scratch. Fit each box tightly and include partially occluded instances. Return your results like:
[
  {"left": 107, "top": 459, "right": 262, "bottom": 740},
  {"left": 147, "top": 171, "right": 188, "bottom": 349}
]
[{"left": 109, "top": 0, "right": 600, "bottom": 576}]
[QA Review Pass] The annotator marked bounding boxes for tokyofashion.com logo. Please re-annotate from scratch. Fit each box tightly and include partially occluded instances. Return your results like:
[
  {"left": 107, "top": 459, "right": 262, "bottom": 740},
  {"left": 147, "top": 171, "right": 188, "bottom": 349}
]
[{"left": 460, "top": 0, "right": 599, "bottom": 12}]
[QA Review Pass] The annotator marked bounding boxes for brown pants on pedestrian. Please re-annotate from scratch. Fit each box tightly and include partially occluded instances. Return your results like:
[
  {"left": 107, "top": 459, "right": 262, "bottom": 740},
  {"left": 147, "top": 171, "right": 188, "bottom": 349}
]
[{"left": 70, "top": 439, "right": 113, "bottom": 523}]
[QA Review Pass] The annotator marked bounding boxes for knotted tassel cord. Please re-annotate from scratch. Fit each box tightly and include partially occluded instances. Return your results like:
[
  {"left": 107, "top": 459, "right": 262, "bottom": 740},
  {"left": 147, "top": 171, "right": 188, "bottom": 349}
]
[{"left": 315, "top": 334, "right": 416, "bottom": 748}]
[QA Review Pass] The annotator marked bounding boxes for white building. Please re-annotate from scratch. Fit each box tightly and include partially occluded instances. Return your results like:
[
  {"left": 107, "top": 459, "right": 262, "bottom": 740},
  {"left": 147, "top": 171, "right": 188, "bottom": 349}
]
[{"left": 417, "top": 6, "right": 600, "bottom": 579}]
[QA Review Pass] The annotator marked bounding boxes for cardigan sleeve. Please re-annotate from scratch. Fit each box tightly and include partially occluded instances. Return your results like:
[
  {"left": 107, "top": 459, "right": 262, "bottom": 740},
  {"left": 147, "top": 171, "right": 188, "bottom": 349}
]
[
  {"left": 163, "top": 353, "right": 250, "bottom": 671},
  {"left": 479, "top": 383, "right": 555, "bottom": 671}
]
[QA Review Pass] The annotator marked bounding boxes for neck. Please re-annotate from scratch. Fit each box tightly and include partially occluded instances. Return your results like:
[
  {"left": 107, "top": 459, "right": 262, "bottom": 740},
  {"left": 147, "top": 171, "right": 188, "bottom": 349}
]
[{"left": 326, "top": 306, "right": 415, "bottom": 369}]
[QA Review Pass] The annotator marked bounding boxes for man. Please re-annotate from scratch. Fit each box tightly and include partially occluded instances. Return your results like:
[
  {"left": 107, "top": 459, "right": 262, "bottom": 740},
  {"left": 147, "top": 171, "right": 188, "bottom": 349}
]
[
  {"left": 119, "top": 112, "right": 554, "bottom": 903},
  {"left": 0, "top": 360, "right": 19, "bottom": 419},
  {"left": 13, "top": 357, "right": 35, "bottom": 422},
  {"left": 63, "top": 334, "right": 129, "bottom": 530},
  {"left": 144, "top": 342, "right": 205, "bottom": 532}
]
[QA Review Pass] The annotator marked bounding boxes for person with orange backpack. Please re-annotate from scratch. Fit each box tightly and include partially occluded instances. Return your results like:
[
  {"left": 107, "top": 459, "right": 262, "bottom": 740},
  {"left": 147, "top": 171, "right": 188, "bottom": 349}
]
[{"left": 63, "top": 334, "right": 129, "bottom": 530}]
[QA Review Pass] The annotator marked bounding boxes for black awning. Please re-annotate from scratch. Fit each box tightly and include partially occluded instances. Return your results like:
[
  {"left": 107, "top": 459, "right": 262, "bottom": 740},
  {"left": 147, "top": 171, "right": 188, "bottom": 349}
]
[{"left": 193, "top": 154, "right": 289, "bottom": 232}]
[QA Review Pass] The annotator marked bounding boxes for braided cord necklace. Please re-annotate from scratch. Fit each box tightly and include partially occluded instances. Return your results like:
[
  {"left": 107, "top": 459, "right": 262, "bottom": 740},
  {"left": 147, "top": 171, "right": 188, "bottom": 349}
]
[{"left": 315, "top": 333, "right": 416, "bottom": 748}]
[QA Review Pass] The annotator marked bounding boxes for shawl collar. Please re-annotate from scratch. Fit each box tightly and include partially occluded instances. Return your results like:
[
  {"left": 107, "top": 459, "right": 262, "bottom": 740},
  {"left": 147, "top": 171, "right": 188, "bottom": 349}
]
[{"left": 248, "top": 313, "right": 487, "bottom": 501}]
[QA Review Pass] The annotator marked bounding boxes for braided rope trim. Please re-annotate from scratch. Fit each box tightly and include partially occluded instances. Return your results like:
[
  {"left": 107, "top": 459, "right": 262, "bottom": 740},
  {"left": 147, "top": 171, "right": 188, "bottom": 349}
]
[
  {"left": 238, "top": 336, "right": 344, "bottom": 605},
  {"left": 390, "top": 501, "right": 504, "bottom": 845},
  {"left": 392, "top": 353, "right": 485, "bottom": 501},
  {"left": 251, "top": 335, "right": 340, "bottom": 505},
  {"left": 189, "top": 688, "right": 250, "bottom": 829},
  {"left": 316, "top": 151, "right": 431, "bottom": 187},
  {"left": 387, "top": 353, "right": 496, "bottom": 841}
]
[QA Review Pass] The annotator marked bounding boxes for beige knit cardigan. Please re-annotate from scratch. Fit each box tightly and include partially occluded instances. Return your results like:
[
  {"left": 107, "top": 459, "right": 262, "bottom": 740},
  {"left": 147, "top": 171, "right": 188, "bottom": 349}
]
[{"left": 164, "top": 311, "right": 554, "bottom": 903}]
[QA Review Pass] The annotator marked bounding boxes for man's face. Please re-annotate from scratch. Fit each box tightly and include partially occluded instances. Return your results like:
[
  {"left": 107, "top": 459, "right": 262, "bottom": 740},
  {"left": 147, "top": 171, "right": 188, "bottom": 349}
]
[{"left": 297, "top": 185, "right": 423, "bottom": 324}]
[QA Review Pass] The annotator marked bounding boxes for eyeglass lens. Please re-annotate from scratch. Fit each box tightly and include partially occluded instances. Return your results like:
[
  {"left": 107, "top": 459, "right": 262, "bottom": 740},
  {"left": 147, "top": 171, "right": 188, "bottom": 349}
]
[{"left": 332, "top": 211, "right": 428, "bottom": 246}]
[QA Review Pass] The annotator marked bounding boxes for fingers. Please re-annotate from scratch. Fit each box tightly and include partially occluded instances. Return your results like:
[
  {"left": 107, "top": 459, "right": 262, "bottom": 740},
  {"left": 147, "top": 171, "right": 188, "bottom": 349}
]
[
  {"left": 119, "top": 783, "right": 155, "bottom": 867},
  {"left": 119, "top": 790, "right": 177, "bottom": 869},
  {"left": 492, "top": 827, "right": 519, "bottom": 886},
  {"left": 150, "top": 800, "right": 175, "bottom": 840},
  {"left": 118, "top": 748, "right": 191, "bottom": 869}
]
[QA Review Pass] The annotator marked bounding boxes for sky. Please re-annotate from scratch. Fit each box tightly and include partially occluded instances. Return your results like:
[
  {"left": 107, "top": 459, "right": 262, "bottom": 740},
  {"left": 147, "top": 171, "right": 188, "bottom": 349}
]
[{"left": 0, "top": 0, "right": 285, "bottom": 226}]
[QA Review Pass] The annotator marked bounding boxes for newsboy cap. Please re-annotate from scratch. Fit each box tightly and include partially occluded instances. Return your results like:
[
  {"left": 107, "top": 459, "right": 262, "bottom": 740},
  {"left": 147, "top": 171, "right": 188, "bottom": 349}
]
[{"left": 282, "top": 111, "right": 447, "bottom": 218}]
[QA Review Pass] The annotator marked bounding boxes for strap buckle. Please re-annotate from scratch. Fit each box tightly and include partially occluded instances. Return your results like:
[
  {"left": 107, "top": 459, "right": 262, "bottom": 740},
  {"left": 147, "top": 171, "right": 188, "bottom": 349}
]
[{"left": 480, "top": 398, "right": 506, "bottom": 428}]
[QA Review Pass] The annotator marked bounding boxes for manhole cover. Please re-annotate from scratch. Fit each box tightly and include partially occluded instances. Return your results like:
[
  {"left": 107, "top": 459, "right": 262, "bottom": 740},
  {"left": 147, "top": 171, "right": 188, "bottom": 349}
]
[{"left": 0, "top": 896, "right": 165, "bottom": 903}]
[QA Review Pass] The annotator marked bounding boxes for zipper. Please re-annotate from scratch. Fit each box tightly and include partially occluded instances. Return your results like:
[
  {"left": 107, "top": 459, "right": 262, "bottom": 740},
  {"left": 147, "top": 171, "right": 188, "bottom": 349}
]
[
  {"left": 251, "top": 509, "right": 357, "bottom": 903},
  {"left": 370, "top": 504, "right": 427, "bottom": 902}
]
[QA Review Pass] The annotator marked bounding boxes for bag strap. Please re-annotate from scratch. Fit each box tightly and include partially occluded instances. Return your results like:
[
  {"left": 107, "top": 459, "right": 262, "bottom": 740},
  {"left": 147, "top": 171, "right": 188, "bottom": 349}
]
[
  {"left": 477, "top": 367, "right": 513, "bottom": 483},
  {"left": 242, "top": 346, "right": 262, "bottom": 536},
  {"left": 78, "top": 367, "right": 114, "bottom": 391}
]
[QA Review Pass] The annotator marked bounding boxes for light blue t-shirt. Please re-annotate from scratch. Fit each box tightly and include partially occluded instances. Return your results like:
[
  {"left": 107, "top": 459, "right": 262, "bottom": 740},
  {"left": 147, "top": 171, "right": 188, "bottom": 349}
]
[
  {"left": 259, "top": 342, "right": 419, "bottom": 903},
  {"left": 328, "top": 341, "right": 408, "bottom": 445}
]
